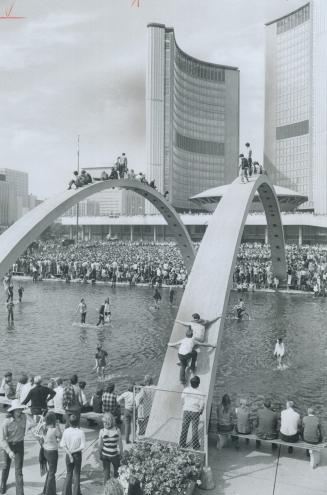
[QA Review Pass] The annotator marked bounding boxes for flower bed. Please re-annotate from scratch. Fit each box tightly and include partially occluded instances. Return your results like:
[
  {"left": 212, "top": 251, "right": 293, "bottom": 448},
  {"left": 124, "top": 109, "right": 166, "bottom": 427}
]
[{"left": 119, "top": 441, "right": 202, "bottom": 495}]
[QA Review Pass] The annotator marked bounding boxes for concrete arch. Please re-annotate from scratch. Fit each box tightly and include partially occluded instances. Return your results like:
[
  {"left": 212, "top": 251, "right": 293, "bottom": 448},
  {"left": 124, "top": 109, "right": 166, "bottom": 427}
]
[
  {"left": 146, "top": 175, "right": 287, "bottom": 443},
  {"left": 0, "top": 179, "right": 195, "bottom": 279}
]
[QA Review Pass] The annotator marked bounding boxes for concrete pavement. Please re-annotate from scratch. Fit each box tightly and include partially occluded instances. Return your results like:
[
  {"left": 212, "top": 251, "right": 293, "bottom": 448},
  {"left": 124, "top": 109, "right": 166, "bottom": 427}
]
[
  {"left": 1, "top": 415, "right": 326, "bottom": 495},
  {"left": 195, "top": 436, "right": 327, "bottom": 495}
]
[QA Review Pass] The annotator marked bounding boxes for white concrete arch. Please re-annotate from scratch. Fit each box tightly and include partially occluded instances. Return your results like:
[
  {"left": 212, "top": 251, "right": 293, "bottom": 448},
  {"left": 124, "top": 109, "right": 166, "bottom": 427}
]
[
  {"left": 0, "top": 179, "right": 195, "bottom": 279},
  {"left": 146, "top": 175, "right": 287, "bottom": 442}
]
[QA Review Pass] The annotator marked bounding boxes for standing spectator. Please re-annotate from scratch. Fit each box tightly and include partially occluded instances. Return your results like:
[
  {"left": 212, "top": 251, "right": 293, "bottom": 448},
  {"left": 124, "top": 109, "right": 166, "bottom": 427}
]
[
  {"left": 117, "top": 153, "right": 128, "bottom": 179},
  {"left": 239, "top": 154, "right": 249, "bottom": 183},
  {"left": 6, "top": 301, "right": 14, "bottom": 325},
  {"left": 53, "top": 378, "right": 65, "bottom": 423},
  {"left": 22, "top": 376, "right": 56, "bottom": 417},
  {"left": 16, "top": 374, "right": 32, "bottom": 405},
  {"left": 102, "top": 384, "right": 120, "bottom": 424},
  {"left": 179, "top": 376, "right": 204, "bottom": 450},
  {"left": 99, "top": 412, "right": 123, "bottom": 482},
  {"left": 76, "top": 298, "right": 87, "bottom": 324},
  {"left": 0, "top": 372, "right": 16, "bottom": 401},
  {"left": 0, "top": 400, "right": 33, "bottom": 495},
  {"left": 153, "top": 287, "right": 161, "bottom": 309},
  {"left": 41, "top": 411, "right": 62, "bottom": 495},
  {"left": 135, "top": 376, "right": 155, "bottom": 436},
  {"left": 280, "top": 401, "right": 301, "bottom": 453},
  {"left": 245, "top": 142, "right": 252, "bottom": 174},
  {"left": 63, "top": 375, "right": 82, "bottom": 425},
  {"left": 95, "top": 345, "right": 108, "bottom": 380},
  {"left": 117, "top": 385, "right": 134, "bottom": 443},
  {"left": 17, "top": 285, "right": 24, "bottom": 303},
  {"left": 60, "top": 415, "right": 85, "bottom": 495}
]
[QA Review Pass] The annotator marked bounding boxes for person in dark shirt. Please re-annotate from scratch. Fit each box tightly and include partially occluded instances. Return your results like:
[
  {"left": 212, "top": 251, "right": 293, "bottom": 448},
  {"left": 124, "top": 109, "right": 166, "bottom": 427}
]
[
  {"left": 302, "top": 407, "right": 322, "bottom": 444},
  {"left": 255, "top": 399, "right": 278, "bottom": 448},
  {"left": 22, "top": 375, "right": 56, "bottom": 416}
]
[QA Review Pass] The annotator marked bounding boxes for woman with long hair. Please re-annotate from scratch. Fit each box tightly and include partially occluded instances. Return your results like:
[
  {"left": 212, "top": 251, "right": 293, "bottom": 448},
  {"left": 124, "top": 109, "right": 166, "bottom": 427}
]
[
  {"left": 216, "top": 394, "right": 234, "bottom": 449},
  {"left": 42, "top": 411, "right": 62, "bottom": 495}
]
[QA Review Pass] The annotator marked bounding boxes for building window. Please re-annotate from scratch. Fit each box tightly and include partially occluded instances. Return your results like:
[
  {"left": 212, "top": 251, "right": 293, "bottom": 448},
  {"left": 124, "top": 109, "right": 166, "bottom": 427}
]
[
  {"left": 276, "top": 120, "right": 309, "bottom": 140},
  {"left": 175, "top": 131, "right": 225, "bottom": 156}
]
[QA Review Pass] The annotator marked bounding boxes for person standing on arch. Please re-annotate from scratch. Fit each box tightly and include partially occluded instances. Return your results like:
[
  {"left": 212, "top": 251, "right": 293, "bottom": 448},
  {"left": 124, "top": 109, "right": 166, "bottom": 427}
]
[{"left": 117, "top": 153, "right": 128, "bottom": 179}]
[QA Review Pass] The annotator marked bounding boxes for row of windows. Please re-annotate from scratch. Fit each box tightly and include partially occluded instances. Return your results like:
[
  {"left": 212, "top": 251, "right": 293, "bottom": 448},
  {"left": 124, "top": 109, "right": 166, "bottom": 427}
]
[
  {"left": 174, "top": 79, "right": 226, "bottom": 106},
  {"left": 175, "top": 47, "right": 226, "bottom": 82},
  {"left": 175, "top": 131, "right": 224, "bottom": 156},
  {"left": 276, "top": 4, "right": 310, "bottom": 34},
  {"left": 276, "top": 120, "right": 309, "bottom": 140}
]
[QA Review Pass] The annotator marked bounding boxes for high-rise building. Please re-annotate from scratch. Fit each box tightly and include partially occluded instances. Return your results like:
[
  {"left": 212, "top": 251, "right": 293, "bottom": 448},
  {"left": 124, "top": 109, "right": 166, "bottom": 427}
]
[
  {"left": 146, "top": 23, "right": 240, "bottom": 211},
  {"left": 0, "top": 168, "right": 29, "bottom": 223},
  {"left": 63, "top": 199, "right": 100, "bottom": 217},
  {"left": 264, "top": 1, "right": 327, "bottom": 213}
]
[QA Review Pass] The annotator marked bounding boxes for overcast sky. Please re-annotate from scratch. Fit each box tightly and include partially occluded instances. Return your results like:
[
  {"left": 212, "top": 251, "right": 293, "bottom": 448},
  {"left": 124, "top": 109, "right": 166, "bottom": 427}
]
[{"left": 0, "top": 0, "right": 304, "bottom": 198}]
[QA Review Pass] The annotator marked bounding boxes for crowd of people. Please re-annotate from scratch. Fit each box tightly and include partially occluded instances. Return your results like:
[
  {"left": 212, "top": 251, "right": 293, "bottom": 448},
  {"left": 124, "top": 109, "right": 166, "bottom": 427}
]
[
  {"left": 0, "top": 365, "right": 154, "bottom": 495},
  {"left": 10, "top": 240, "right": 327, "bottom": 296},
  {"left": 67, "top": 152, "right": 168, "bottom": 199},
  {"left": 216, "top": 395, "right": 324, "bottom": 467},
  {"left": 12, "top": 240, "right": 188, "bottom": 287}
]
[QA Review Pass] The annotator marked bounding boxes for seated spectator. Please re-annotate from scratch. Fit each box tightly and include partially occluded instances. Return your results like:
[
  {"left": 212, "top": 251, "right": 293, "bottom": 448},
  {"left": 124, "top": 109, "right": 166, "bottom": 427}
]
[
  {"left": 100, "top": 170, "right": 109, "bottom": 181},
  {"left": 149, "top": 180, "right": 156, "bottom": 190},
  {"left": 280, "top": 400, "right": 301, "bottom": 453},
  {"left": 235, "top": 399, "right": 252, "bottom": 434},
  {"left": 216, "top": 394, "right": 234, "bottom": 449},
  {"left": 255, "top": 398, "right": 278, "bottom": 448},
  {"left": 128, "top": 169, "right": 136, "bottom": 179},
  {"left": 67, "top": 171, "right": 79, "bottom": 190},
  {"left": 302, "top": 407, "right": 322, "bottom": 444},
  {"left": 232, "top": 398, "right": 252, "bottom": 448},
  {"left": 80, "top": 169, "right": 92, "bottom": 184},
  {"left": 109, "top": 167, "right": 119, "bottom": 180}
]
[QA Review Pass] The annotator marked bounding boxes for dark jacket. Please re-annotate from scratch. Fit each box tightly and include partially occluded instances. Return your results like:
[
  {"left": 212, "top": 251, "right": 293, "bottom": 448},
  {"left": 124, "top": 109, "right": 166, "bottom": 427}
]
[{"left": 22, "top": 384, "right": 56, "bottom": 415}]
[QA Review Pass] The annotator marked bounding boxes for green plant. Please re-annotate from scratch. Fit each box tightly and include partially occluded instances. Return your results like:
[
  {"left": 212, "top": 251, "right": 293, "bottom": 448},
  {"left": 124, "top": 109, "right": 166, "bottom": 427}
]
[{"left": 119, "top": 441, "right": 202, "bottom": 495}]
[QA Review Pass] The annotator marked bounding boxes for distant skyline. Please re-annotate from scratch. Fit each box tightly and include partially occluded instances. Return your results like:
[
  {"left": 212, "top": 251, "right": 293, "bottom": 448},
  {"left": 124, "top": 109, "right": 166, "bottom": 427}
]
[{"left": 0, "top": 0, "right": 305, "bottom": 198}]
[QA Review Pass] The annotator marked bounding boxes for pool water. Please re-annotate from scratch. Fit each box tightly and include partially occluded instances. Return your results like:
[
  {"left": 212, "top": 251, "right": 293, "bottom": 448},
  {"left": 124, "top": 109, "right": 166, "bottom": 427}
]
[{"left": 1, "top": 281, "right": 326, "bottom": 428}]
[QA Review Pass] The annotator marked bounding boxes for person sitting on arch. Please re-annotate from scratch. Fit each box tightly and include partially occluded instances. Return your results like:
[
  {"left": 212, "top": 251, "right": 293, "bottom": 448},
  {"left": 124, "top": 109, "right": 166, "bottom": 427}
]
[{"left": 175, "top": 313, "right": 221, "bottom": 342}]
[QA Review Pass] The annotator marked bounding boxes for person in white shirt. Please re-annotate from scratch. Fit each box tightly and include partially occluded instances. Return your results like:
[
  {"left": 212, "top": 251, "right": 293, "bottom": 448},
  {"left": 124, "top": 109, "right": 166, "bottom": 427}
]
[
  {"left": 280, "top": 401, "right": 301, "bottom": 453},
  {"left": 53, "top": 378, "right": 65, "bottom": 423},
  {"left": 117, "top": 385, "right": 134, "bottom": 444},
  {"left": 176, "top": 313, "right": 221, "bottom": 343},
  {"left": 274, "top": 338, "right": 285, "bottom": 369},
  {"left": 179, "top": 376, "right": 204, "bottom": 450},
  {"left": 60, "top": 415, "right": 85, "bottom": 495},
  {"left": 168, "top": 328, "right": 216, "bottom": 385}
]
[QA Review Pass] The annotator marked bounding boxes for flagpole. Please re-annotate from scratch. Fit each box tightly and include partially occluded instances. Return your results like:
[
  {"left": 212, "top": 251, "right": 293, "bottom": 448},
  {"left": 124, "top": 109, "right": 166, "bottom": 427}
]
[{"left": 76, "top": 135, "right": 80, "bottom": 244}]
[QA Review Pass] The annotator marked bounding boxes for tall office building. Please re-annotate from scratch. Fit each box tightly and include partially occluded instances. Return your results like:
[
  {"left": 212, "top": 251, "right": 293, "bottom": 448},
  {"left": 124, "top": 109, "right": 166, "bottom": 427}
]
[
  {"left": 264, "top": 1, "right": 327, "bottom": 213},
  {"left": 146, "top": 23, "right": 240, "bottom": 211},
  {"left": 0, "top": 168, "right": 29, "bottom": 223}
]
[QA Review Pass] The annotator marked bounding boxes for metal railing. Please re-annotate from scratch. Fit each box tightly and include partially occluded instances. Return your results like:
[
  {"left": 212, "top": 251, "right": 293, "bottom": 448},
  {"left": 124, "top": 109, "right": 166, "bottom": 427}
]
[{"left": 132, "top": 385, "right": 208, "bottom": 464}]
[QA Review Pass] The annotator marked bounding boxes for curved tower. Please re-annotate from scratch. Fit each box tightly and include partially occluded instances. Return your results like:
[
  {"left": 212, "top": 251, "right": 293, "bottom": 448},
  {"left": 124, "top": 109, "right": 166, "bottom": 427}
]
[{"left": 146, "top": 23, "right": 239, "bottom": 211}]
